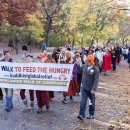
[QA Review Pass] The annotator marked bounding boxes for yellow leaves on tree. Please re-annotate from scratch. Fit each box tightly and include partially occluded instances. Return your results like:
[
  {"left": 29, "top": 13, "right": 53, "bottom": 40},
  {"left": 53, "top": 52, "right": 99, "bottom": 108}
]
[
  {"left": 105, "top": 24, "right": 119, "bottom": 36},
  {"left": 27, "top": 13, "right": 44, "bottom": 42},
  {"left": 66, "top": 0, "right": 91, "bottom": 31},
  {"left": 85, "top": 13, "right": 97, "bottom": 27}
]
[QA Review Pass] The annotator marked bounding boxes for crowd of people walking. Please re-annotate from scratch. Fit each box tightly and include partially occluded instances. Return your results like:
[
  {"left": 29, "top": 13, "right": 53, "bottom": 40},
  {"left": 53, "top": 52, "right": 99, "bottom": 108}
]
[{"left": 0, "top": 41, "right": 130, "bottom": 121}]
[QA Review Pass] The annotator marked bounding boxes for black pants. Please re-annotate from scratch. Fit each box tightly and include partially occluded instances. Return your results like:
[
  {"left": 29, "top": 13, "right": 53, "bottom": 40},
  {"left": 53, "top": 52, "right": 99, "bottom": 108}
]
[
  {"left": 123, "top": 54, "right": 128, "bottom": 60},
  {"left": 77, "top": 73, "right": 82, "bottom": 92},
  {"left": 127, "top": 60, "right": 130, "bottom": 67},
  {"left": 112, "top": 58, "right": 116, "bottom": 71},
  {"left": 0, "top": 88, "right": 3, "bottom": 99}
]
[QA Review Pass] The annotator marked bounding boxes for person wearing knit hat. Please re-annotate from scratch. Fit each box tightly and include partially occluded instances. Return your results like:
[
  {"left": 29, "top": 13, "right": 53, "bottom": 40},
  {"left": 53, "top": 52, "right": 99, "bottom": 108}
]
[
  {"left": 77, "top": 54, "right": 99, "bottom": 121},
  {"left": 37, "top": 53, "right": 47, "bottom": 63},
  {"left": 86, "top": 55, "right": 95, "bottom": 65},
  {"left": 37, "top": 53, "right": 46, "bottom": 59}
]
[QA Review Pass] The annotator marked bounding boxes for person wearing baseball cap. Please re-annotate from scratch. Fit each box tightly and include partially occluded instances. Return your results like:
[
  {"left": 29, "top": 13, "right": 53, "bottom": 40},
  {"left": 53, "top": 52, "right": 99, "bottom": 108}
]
[{"left": 77, "top": 54, "right": 99, "bottom": 121}]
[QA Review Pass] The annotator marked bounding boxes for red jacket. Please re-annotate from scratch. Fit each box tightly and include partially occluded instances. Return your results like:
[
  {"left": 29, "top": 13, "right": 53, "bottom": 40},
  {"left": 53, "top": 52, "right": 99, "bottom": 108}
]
[{"left": 102, "top": 52, "right": 112, "bottom": 71}]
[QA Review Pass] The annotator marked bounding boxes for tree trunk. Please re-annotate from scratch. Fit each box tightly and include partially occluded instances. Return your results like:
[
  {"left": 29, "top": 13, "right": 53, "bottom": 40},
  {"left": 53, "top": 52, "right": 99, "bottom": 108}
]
[
  {"left": 60, "top": 34, "right": 62, "bottom": 47},
  {"left": 81, "top": 37, "right": 83, "bottom": 47},
  {"left": 122, "top": 36, "right": 128, "bottom": 45},
  {"left": 97, "top": 38, "right": 99, "bottom": 44},
  {"left": 15, "top": 39, "right": 18, "bottom": 54},
  {"left": 45, "top": 17, "right": 52, "bottom": 47},
  {"left": 72, "top": 39, "right": 75, "bottom": 50},
  {"left": 91, "top": 38, "right": 94, "bottom": 47},
  {"left": 29, "top": 45, "right": 31, "bottom": 53}
]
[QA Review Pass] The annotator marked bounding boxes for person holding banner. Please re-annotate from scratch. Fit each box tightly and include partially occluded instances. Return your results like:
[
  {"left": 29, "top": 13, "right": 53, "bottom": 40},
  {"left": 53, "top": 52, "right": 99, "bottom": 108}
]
[
  {"left": 46, "top": 53, "right": 55, "bottom": 101},
  {"left": 0, "top": 88, "right": 3, "bottom": 100},
  {"left": 0, "top": 51, "right": 13, "bottom": 112},
  {"left": 0, "top": 52, "right": 4, "bottom": 100},
  {"left": 62, "top": 51, "right": 78, "bottom": 104},
  {"left": 0, "top": 52, "right": 3, "bottom": 100},
  {"left": 36, "top": 53, "right": 50, "bottom": 113},
  {"left": 77, "top": 55, "right": 99, "bottom": 121},
  {"left": 20, "top": 55, "right": 34, "bottom": 110},
  {"left": 58, "top": 49, "right": 66, "bottom": 63}
]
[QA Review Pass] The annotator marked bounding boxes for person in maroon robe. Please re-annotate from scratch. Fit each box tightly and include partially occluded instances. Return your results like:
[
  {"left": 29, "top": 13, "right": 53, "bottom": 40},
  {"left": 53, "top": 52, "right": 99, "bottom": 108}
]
[
  {"left": 102, "top": 48, "right": 112, "bottom": 76},
  {"left": 36, "top": 54, "right": 50, "bottom": 113}
]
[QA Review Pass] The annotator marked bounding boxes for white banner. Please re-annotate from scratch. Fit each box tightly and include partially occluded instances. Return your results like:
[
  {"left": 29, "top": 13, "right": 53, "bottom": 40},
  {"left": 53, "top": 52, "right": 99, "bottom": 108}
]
[{"left": 0, "top": 62, "right": 74, "bottom": 91}]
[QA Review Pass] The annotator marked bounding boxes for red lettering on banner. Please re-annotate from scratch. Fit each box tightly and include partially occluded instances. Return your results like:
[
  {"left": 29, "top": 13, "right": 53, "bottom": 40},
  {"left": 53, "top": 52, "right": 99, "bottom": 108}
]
[
  {"left": 23, "top": 67, "right": 36, "bottom": 72},
  {"left": 49, "top": 68, "right": 70, "bottom": 74},
  {"left": 37, "top": 67, "right": 47, "bottom": 73}
]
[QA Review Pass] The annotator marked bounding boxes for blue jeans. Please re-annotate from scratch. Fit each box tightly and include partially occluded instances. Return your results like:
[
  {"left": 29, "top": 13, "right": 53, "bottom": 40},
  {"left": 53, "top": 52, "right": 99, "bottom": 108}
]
[
  {"left": 79, "top": 87, "right": 95, "bottom": 117},
  {"left": 5, "top": 88, "right": 13, "bottom": 109}
]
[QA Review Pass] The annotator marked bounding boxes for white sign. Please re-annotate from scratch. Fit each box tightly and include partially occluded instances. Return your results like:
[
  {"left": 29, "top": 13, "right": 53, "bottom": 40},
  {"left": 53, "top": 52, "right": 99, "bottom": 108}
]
[{"left": 0, "top": 62, "right": 74, "bottom": 91}]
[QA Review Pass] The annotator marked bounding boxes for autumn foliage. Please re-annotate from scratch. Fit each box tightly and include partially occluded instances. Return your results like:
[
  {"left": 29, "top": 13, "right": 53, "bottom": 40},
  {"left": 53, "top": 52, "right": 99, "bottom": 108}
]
[{"left": 0, "top": 0, "right": 37, "bottom": 26}]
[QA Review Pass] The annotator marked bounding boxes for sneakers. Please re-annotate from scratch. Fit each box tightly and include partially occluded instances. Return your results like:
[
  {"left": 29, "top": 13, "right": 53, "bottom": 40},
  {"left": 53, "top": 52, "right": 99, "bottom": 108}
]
[
  {"left": 28, "top": 101, "right": 34, "bottom": 110},
  {"left": 5, "top": 108, "right": 11, "bottom": 112},
  {"left": 37, "top": 108, "right": 42, "bottom": 114},
  {"left": 87, "top": 114, "right": 95, "bottom": 119},
  {"left": 61, "top": 98, "right": 68, "bottom": 104},
  {"left": 22, "top": 99, "right": 28, "bottom": 110},
  {"left": 77, "top": 115, "right": 84, "bottom": 121},
  {"left": 77, "top": 114, "right": 94, "bottom": 120},
  {"left": 77, "top": 93, "right": 81, "bottom": 96}
]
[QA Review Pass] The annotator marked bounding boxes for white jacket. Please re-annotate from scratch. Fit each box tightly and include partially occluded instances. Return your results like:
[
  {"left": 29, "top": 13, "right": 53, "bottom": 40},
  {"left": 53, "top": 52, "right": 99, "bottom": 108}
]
[{"left": 96, "top": 51, "right": 106, "bottom": 62}]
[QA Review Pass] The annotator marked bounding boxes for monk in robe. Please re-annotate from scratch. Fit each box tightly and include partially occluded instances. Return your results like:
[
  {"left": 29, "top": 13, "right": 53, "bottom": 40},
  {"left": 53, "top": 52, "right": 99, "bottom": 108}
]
[
  {"left": 36, "top": 54, "right": 50, "bottom": 113},
  {"left": 45, "top": 53, "right": 56, "bottom": 101}
]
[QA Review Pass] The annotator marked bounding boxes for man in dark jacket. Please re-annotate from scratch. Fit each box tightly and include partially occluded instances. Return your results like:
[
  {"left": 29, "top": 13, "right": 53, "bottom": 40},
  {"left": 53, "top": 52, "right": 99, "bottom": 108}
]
[
  {"left": 111, "top": 47, "right": 117, "bottom": 71},
  {"left": 22, "top": 44, "right": 28, "bottom": 57},
  {"left": 77, "top": 55, "right": 99, "bottom": 121},
  {"left": 52, "top": 47, "right": 59, "bottom": 63},
  {"left": 116, "top": 45, "right": 122, "bottom": 65},
  {"left": 127, "top": 48, "right": 130, "bottom": 67}
]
